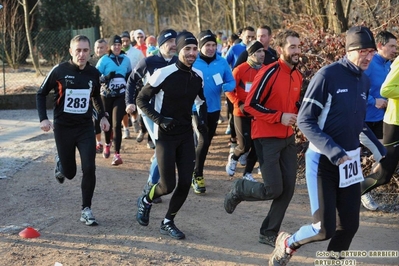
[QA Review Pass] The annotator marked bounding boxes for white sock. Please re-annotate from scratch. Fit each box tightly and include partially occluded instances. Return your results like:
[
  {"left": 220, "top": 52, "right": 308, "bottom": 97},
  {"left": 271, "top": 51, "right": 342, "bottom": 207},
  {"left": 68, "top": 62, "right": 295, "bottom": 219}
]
[
  {"left": 163, "top": 218, "right": 171, "bottom": 224},
  {"left": 143, "top": 197, "right": 151, "bottom": 205}
]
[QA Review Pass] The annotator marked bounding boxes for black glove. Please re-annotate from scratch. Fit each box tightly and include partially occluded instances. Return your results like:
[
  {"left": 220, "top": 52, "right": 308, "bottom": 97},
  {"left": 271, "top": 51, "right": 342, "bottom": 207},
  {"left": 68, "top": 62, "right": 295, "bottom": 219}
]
[
  {"left": 100, "top": 71, "right": 116, "bottom": 84},
  {"left": 160, "top": 117, "right": 176, "bottom": 132},
  {"left": 239, "top": 101, "right": 250, "bottom": 117},
  {"left": 197, "top": 121, "right": 208, "bottom": 135}
]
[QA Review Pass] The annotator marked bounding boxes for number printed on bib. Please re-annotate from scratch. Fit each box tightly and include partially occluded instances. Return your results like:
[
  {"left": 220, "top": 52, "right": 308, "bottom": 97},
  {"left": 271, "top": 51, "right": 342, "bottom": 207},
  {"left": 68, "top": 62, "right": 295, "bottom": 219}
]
[
  {"left": 109, "top": 77, "right": 126, "bottom": 93},
  {"left": 338, "top": 147, "right": 364, "bottom": 188},
  {"left": 64, "top": 88, "right": 91, "bottom": 114}
]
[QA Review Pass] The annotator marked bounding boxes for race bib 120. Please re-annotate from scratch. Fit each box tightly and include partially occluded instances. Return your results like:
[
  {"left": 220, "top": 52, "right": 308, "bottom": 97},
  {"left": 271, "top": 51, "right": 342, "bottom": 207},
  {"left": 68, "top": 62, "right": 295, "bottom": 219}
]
[{"left": 338, "top": 147, "right": 364, "bottom": 188}]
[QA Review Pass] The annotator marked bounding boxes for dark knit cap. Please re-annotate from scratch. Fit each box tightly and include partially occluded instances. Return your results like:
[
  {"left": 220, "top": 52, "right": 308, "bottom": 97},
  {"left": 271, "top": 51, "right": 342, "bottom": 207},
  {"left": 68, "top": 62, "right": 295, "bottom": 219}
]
[
  {"left": 198, "top": 30, "right": 217, "bottom": 49},
  {"left": 176, "top": 31, "right": 198, "bottom": 52},
  {"left": 157, "top": 29, "right": 177, "bottom": 47},
  {"left": 246, "top": 40, "right": 264, "bottom": 55},
  {"left": 346, "top": 26, "right": 376, "bottom": 51},
  {"left": 120, "top": 31, "right": 130, "bottom": 39},
  {"left": 109, "top": 35, "right": 122, "bottom": 46}
]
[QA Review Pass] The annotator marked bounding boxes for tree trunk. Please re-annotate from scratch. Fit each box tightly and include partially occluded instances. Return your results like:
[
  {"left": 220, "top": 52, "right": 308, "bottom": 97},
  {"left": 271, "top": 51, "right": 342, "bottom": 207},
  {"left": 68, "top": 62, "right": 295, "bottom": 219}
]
[
  {"left": 195, "top": 0, "right": 201, "bottom": 32},
  {"left": 335, "top": 0, "right": 347, "bottom": 32},
  {"left": 224, "top": 0, "right": 234, "bottom": 35},
  {"left": 20, "top": 0, "right": 40, "bottom": 75},
  {"left": 312, "top": 0, "right": 328, "bottom": 30},
  {"left": 241, "top": 0, "right": 246, "bottom": 27},
  {"left": 232, "top": 0, "right": 237, "bottom": 33},
  {"left": 151, "top": 0, "right": 159, "bottom": 35}
]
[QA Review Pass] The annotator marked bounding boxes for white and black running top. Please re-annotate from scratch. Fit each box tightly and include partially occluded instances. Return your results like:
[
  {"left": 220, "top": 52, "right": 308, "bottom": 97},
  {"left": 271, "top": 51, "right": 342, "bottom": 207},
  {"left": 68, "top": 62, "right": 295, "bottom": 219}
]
[{"left": 136, "top": 59, "right": 207, "bottom": 141}]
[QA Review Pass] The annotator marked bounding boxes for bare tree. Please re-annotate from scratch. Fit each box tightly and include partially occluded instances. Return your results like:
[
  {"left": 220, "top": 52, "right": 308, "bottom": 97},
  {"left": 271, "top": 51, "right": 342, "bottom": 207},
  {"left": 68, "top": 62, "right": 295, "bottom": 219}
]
[
  {"left": 185, "top": 0, "right": 202, "bottom": 32},
  {"left": 2, "top": 0, "right": 26, "bottom": 69},
  {"left": 232, "top": 0, "right": 238, "bottom": 30},
  {"left": 150, "top": 0, "right": 160, "bottom": 35},
  {"left": 19, "top": 0, "right": 40, "bottom": 75},
  {"left": 94, "top": 0, "right": 399, "bottom": 40}
]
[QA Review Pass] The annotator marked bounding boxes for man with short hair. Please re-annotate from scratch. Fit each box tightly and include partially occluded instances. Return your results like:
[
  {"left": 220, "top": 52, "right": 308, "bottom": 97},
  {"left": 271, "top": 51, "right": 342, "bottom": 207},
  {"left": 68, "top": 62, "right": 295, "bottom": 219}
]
[
  {"left": 224, "top": 29, "right": 303, "bottom": 249},
  {"left": 359, "top": 30, "right": 397, "bottom": 211},
  {"left": 89, "top": 38, "right": 108, "bottom": 66},
  {"left": 234, "top": 25, "right": 277, "bottom": 67},
  {"left": 135, "top": 31, "right": 207, "bottom": 240},
  {"left": 37, "top": 35, "right": 110, "bottom": 226},
  {"left": 224, "top": 26, "right": 256, "bottom": 68},
  {"left": 268, "top": 26, "right": 386, "bottom": 266},
  {"left": 89, "top": 38, "right": 108, "bottom": 153}
]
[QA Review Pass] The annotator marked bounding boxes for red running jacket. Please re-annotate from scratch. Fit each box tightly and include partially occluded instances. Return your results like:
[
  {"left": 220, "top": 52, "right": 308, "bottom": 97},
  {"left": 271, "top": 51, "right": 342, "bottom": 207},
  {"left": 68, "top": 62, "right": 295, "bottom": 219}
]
[{"left": 244, "top": 58, "right": 302, "bottom": 139}]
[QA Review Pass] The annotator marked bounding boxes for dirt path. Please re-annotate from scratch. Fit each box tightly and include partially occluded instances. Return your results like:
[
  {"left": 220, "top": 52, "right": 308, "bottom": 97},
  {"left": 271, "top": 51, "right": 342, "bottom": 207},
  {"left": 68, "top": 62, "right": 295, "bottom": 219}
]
[{"left": 0, "top": 109, "right": 398, "bottom": 266}]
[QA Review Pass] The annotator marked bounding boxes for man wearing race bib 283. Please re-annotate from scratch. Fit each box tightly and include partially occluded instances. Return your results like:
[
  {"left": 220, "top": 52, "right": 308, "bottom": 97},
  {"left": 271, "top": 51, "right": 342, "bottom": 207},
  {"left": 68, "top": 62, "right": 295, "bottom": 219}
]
[{"left": 37, "top": 35, "right": 110, "bottom": 226}]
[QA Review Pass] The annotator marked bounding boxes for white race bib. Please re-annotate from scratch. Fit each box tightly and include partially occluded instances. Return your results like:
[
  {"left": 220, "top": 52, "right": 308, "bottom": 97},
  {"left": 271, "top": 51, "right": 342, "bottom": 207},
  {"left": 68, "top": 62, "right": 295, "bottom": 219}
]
[
  {"left": 109, "top": 77, "right": 126, "bottom": 93},
  {"left": 213, "top": 73, "right": 223, "bottom": 86},
  {"left": 245, "top": 82, "right": 252, "bottom": 92},
  {"left": 338, "top": 147, "right": 364, "bottom": 188},
  {"left": 64, "top": 88, "right": 91, "bottom": 114}
]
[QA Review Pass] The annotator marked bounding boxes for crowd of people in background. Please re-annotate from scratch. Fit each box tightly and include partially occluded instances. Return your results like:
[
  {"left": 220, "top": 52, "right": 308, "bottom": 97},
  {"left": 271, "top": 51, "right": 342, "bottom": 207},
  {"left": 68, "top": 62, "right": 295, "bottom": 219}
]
[{"left": 37, "top": 24, "right": 399, "bottom": 265}]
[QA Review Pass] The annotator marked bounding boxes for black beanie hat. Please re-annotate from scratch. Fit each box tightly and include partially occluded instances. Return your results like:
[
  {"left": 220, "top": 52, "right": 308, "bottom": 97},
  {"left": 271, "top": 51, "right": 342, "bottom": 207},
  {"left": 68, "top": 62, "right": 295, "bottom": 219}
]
[
  {"left": 120, "top": 31, "right": 130, "bottom": 39},
  {"left": 246, "top": 40, "right": 264, "bottom": 55},
  {"left": 176, "top": 31, "right": 198, "bottom": 52},
  {"left": 109, "top": 35, "right": 122, "bottom": 46},
  {"left": 157, "top": 29, "right": 177, "bottom": 47},
  {"left": 346, "top": 26, "right": 376, "bottom": 52},
  {"left": 198, "top": 30, "right": 217, "bottom": 49}
]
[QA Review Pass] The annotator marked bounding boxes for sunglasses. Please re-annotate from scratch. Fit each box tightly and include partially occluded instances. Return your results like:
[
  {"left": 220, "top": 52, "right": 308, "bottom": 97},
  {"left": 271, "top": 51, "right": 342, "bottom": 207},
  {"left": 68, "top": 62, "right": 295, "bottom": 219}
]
[{"left": 357, "top": 49, "right": 376, "bottom": 56}]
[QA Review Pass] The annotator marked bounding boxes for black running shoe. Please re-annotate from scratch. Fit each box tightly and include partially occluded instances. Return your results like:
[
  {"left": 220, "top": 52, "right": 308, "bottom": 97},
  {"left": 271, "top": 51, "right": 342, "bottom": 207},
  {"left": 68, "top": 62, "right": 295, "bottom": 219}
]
[
  {"left": 54, "top": 155, "right": 66, "bottom": 184},
  {"left": 224, "top": 179, "right": 242, "bottom": 214},
  {"left": 160, "top": 221, "right": 185, "bottom": 239},
  {"left": 259, "top": 234, "right": 277, "bottom": 247},
  {"left": 136, "top": 196, "right": 152, "bottom": 226}
]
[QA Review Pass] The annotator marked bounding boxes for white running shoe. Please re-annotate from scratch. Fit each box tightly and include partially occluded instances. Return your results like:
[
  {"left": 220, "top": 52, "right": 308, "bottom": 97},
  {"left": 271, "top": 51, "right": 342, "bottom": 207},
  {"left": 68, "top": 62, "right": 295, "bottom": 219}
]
[
  {"left": 229, "top": 142, "right": 237, "bottom": 154},
  {"left": 226, "top": 154, "right": 238, "bottom": 176},
  {"left": 361, "top": 192, "right": 379, "bottom": 211},
  {"left": 239, "top": 151, "right": 249, "bottom": 166},
  {"left": 80, "top": 207, "right": 98, "bottom": 226},
  {"left": 225, "top": 125, "right": 231, "bottom": 135},
  {"left": 123, "top": 128, "right": 130, "bottom": 139},
  {"left": 243, "top": 172, "right": 257, "bottom": 182},
  {"left": 269, "top": 232, "right": 295, "bottom": 266}
]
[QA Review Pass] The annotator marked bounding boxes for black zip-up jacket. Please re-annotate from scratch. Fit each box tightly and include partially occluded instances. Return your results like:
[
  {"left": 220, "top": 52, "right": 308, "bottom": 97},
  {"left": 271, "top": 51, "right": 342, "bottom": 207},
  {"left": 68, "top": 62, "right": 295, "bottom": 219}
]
[{"left": 37, "top": 60, "right": 105, "bottom": 126}]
